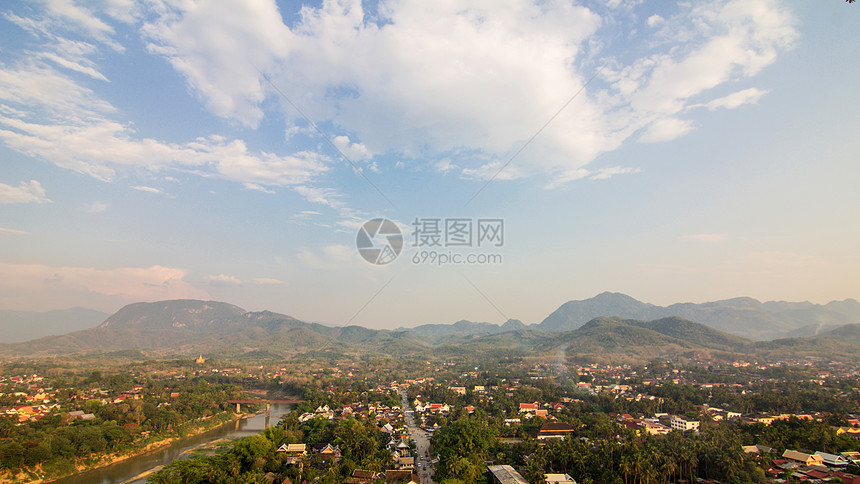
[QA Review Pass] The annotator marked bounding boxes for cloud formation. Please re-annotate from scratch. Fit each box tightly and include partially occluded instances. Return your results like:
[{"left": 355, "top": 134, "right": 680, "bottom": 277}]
[
  {"left": 0, "top": 262, "right": 209, "bottom": 309},
  {"left": 0, "top": 179, "right": 50, "bottom": 204},
  {"left": 0, "top": 0, "right": 798, "bottom": 193}
]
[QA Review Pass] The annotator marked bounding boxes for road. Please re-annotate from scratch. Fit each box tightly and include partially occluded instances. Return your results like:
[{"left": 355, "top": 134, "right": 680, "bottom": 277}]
[{"left": 400, "top": 387, "right": 435, "bottom": 484}]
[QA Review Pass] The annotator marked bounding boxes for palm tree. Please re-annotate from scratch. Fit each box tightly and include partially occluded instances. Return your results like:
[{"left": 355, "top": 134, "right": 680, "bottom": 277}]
[
  {"left": 658, "top": 453, "right": 677, "bottom": 484},
  {"left": 620, "top": 454, "right": 634, "bottom": 484}
]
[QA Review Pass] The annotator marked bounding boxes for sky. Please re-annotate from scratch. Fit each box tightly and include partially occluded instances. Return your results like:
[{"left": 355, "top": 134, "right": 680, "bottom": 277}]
[{"left": 1, "top": 0, "right": 858, "bottom": 331}]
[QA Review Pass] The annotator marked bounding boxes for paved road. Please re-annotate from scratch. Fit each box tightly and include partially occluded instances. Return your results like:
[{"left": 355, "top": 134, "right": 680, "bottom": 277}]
[{"left": 400, "top": 388, "right": 435, "bottom": 484}]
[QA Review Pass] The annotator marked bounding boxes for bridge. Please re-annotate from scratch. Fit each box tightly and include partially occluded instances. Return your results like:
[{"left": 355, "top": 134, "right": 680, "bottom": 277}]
[{"left": 227, "top": 399, "right": 301, "bottom": 414}]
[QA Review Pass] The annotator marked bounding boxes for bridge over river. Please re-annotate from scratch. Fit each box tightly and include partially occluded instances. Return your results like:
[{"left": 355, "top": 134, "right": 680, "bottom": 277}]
[{"left": 228, "top": 399, "right": 301, "bottom": 415}]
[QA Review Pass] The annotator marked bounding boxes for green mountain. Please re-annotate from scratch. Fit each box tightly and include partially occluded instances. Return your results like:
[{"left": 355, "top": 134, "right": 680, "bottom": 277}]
[
  {"left": 2, "top": 298, "right": 857, "bottom": 364},
  {"left": 820, "top": 323, "right": 860, "bottom": 345},
  {"left": 630, "top": 316, "right": 749, "bottom": 351},
  {"left": 537, "top": 317, "right": 747, "bottom": 363},
  {"left": 98, "top": 300, "right": 246, "bottom": 330},
  {"left": 0, "top": 300, "right": 433, "bottom": 359},
  {"left": 447, "top": 316, "right": 754, "bottom": 363}
]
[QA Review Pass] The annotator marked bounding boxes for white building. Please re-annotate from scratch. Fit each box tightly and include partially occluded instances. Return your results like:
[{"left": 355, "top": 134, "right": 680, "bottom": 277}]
[{"left": 670, "top": 415, "right": 700, "bottom": 432}]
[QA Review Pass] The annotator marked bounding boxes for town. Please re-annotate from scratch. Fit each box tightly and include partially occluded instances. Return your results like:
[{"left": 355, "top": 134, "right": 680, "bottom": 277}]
[{"left": 1, "top": 352, "right": 859, "bottom": 483}]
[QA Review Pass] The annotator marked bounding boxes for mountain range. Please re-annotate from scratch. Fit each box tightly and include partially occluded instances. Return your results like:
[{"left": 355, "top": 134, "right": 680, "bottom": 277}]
[
  {"left": 535, "top": 292, "right": 860, "bottom": 340},
  {"left": 1, "top": 293, "right": 859, "bottom": 363}
]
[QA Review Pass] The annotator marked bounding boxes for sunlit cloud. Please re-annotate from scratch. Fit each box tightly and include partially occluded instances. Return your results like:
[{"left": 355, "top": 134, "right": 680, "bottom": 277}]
[
  {"left": 0, "top": 262, "right": 209, "bottom": 303},
  {"left": 0, "top": 226, "right": 28, "bottom": 235}
]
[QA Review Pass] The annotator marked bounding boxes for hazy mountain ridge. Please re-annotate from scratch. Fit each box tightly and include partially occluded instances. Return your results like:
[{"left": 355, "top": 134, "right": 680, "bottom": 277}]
[
  {"left": 402, "top": 318, "right": 527, "bottom": 344},
  {"left": 1, "top": 295, "right": 859, "bottom": 362},
  {"left": 99, "top": 300, "right": 247, "bottom": 330},
  {"left": 0, "top": 300, "right": 428, "bottom": 359},
  {"left": 0, "top": 308, "right": 110, "bottom": 343},
  {"left": 452, "top": 316, "right": 754, "bottom": 364},
  {"left": 536, "top": 292, "right": 860, "bottom": 340}
]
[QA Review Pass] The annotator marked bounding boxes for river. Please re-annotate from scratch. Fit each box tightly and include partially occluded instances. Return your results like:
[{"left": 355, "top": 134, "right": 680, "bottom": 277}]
[{"left": 50, "top": 403, "right": 294, "bottom": 484}]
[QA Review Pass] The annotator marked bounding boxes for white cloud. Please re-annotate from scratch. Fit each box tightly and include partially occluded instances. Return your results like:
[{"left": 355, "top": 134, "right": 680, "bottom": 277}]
[
  {"left": 0, "top": 262, "right": 209, "bottom": 303},
  {"left": 0, "top": 64, "right": 115, "bottom": 120},
  {"left": 0, "top": 101, "right": 329, "bottom": 195},
  {"left": 706, "top": 88, "right": 768, "bottom": 110},
  {"left": 131, "top": 185, "right": 163, "bottom": 194},
  {"left": 141, "top": 0, "right": 293, "bottom": 127},
  {"left": 207, "top": 273, "right": 243, "bottom": 285},
  {"left": 242, "top": 183, "right": 275, "bottom": 194},
  {"left": 435, "top": 159, "right": 457, "bottom": 174},
  {"left": 35, "top": 0, "right": 124, "bottom": 51},
  {"left": 590, "top": 166, "right": 641, "bottom": 180},
  {"left": 0, "top": 180, "right": 51, "bottom": 204},
  {"left": 2, "top": 0, "right": 799, "bottom": 191},
  {"left": 293, "top": 186, "right": 341, "bottom": 207},
  {"left": 207, "top": 274, "right": 287, "bottom": 286},
  {"left": 638, "top": 117, "right": 693, "bottom": 143},
  {"left": 646, "top": 14, "right": 664, "bottom": 27},
  {"left": 141, "top": 0, "right": 794, "bottom": 185},
  {"left": 333, "top": 135, "right": 373, "bottom": 162}
]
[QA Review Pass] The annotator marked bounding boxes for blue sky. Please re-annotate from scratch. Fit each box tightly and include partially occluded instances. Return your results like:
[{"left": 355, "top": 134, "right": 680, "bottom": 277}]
[{"left": 0, "top": 0, "right": 858, "bottom": 330}]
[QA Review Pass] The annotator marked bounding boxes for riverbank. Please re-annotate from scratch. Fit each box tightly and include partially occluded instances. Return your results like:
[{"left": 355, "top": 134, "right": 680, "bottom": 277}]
[{"left": 0, "top": 411, "right": 245, "bottom": 484}]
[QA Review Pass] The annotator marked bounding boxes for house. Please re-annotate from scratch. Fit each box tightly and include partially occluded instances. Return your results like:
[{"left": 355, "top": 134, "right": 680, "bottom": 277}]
[
  {"left": 345, "top": 469, "right": 378, "bottom": 483},
  {"left": 519, "top": 402, "right": 539, "bottom": 413},
  {"left": 384, "top": 469, "right": 416, "bottom": 483},
  {"left": 536, "top": 422, "right": 576, "bottom": 441},
  {"left": 803, "top": 468, "right": 831, "bottom": 480},
  {"left": 642, "top": 421, "right": 670, "bottom": 435},
  {"left": 276, "top": 443, "right": 306, "bottom": 464},
  {"left": 836, "top": 427, "right": 860, "bottom": 439},
  {"left": 842, "top": 452, "right": 860, "bottom": 464},
  {"left": 815, "top": 451, "right": 849, "bottom": 467},
  {"left": 782, "top": 450, "right": 824, "bottom": 466},
  {"left": 749, "top": 414, "right": 775, "bottom": 426},
  {"left": 488, "top": 465, "right": 530, "bottom": 484},
  {"left": 545, "top": 473, "right": 577, "bottom": 483},
  {"left": 396, "top": 456, "right": 414, "bottom": 470},
  {"left": 318, "top": 443, "right": 341, "bottom": 463}
]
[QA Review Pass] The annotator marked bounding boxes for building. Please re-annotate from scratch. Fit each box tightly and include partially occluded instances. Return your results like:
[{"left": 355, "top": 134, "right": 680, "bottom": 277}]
[
  {"left": 488, "top": 465, "right": 530, "bottom": 484},
  {"left": 536, "top": 422, "right": 576, "bottom": 441},
  {"left": 782, "top": 450, "right": 824, "bottom": 467},
  {"left": 545, "top": 473, "right": 578, "bottom": 483},
  {"left": 276, "top": 443, "right": 306, "bottom": 464},
  {"left": 670, "top": 415, "right": 700, "bottom": 432},
  {"left": 815, "top": 451, "right": 849, "bottom": 467}
]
